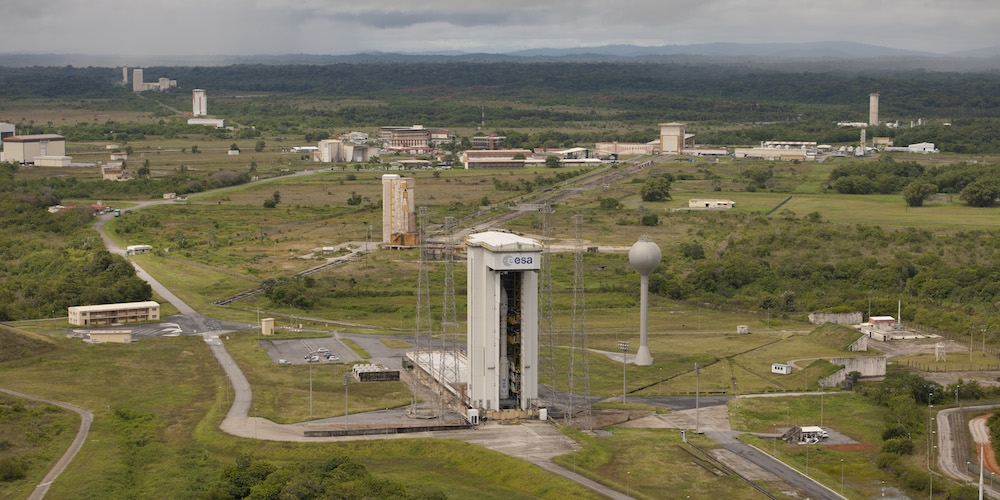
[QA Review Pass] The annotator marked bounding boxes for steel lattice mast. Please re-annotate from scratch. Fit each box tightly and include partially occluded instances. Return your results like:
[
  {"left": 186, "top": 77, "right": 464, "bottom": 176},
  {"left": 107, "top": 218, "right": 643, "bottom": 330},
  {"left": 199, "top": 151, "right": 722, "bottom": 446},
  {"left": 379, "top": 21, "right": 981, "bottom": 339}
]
[
  {"left": 569, "top": 213, "right": 591, "bottom": 429},
  {"left": 414, "top": 206, "right": 432, "bottom": 411},
  {"left": 442, "top": 217, "right": 460, "bottom": 404},
  {"left": 539, "top": 207, "right": 558, "bottom": 412}
]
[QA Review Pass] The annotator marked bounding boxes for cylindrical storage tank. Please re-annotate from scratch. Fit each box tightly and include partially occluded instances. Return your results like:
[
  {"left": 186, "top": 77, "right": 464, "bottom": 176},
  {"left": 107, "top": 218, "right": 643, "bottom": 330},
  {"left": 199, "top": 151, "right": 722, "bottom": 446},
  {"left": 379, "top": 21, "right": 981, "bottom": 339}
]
[{"left": 539, "top": 408, "right": 547, "bottom": 421}]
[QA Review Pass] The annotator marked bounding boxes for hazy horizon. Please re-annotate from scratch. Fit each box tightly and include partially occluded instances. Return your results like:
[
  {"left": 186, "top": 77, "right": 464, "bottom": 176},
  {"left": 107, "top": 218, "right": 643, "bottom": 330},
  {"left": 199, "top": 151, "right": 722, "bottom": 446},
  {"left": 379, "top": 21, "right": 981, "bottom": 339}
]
[{"left": 3, "top": 0, "right": 998, "bottom": 59}]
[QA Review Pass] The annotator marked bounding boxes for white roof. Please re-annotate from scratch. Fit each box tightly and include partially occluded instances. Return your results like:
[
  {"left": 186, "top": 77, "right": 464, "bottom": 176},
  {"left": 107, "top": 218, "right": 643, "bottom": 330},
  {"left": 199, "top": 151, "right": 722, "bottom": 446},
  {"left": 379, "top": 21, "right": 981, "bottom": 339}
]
[
  {"left": 800, "top": 426, "right": 824, "bottom": 433},
  {"left": 68, "top": 301, "right": 160, "bottom": 313},
  {"left": 870, "top": 316, "right": 895, "bottom": 321},
  {"left": 465, "top": 231, "right": 542, "bottom": 252}
]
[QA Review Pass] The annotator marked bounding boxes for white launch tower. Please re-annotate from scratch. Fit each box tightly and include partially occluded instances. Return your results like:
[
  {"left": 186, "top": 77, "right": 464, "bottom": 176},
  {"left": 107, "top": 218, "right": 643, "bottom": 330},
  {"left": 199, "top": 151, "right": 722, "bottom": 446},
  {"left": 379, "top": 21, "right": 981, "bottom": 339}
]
[
  {"left": 192, "top": 89, "right": 207, "bottom": 117},
  {"left": 466, "top": 231, "right": 542, "bottom": 412}
]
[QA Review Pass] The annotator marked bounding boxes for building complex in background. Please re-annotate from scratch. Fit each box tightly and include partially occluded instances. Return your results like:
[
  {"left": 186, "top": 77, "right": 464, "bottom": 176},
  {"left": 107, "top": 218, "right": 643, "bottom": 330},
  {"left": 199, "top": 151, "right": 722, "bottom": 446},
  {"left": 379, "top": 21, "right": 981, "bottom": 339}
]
[
  {"left": 132, "top": 68, "right": 177, "bottom": 92},
  {"left": 381, "top": 174, "right": 417, "bottom": 247},
  {"left": 378, "top": 125, "right": 452, "bottom": 152},
  {"left": 314, "top": 139, "right": 374, "bottom": 163}
]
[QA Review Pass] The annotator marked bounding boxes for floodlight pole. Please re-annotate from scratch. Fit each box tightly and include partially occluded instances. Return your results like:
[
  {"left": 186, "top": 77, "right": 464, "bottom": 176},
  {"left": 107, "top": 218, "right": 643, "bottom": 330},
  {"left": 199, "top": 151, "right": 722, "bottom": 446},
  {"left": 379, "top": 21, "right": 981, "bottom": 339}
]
[
  {"left": 695, "top": 362, "right": 700, "bottom": 433},
  {"left": 344, "top": 373, "right": 353, "bottom": 431},
  {"left": 309, "top": 359, "right": 313, "bottom": 417},
  {"left": 618, "top": 340, "right": 630, "bottom": 404}
]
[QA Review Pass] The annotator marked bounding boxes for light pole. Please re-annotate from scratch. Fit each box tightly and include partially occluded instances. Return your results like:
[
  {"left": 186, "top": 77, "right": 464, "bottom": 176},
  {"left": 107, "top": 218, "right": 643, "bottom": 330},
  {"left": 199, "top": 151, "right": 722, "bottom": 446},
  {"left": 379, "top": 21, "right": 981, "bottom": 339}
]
[
  {"left": 626, "top": 471, "right": 630, "bottom": 497},
  {"left": 343, "top": 372, "right": 353, "bottom": 430},
  {"left": 695, "top": 363, "right": 700, "bottom": 433},
  {"left": 983, "top": 324, "right": 987, "bottom": 355},
  {"left": 841, "top": 458, "right": 845, "bottom": 494},
  {"left": 618, "top": 340, "right": 630, "bottom": 404},
  {"left": 309, "top": 356, "right": 314, "bottom": 417}
]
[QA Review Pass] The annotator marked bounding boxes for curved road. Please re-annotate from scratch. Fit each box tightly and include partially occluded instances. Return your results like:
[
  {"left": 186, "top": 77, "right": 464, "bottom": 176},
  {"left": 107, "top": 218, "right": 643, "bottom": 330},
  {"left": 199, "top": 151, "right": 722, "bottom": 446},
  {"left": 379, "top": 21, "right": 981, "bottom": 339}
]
[
  {"left": 938, "top": 404, "right": 1000, "bottom": 499},
  {"left": 0, "top": 388, "right": 93, "bottom": 500}
]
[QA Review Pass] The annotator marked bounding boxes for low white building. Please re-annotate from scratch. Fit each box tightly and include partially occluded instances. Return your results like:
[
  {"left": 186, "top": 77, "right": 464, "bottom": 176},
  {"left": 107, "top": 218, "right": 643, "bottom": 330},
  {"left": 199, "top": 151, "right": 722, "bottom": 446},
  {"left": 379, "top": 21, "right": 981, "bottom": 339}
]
[
  {"left": 689, "top": 199, "right": 735, "bottom": 210},
  {"left": 187, "top": 118, "right": 226, "bottom": 128},
  {"left": 126, "top": 245, "right": 152, "bottom": 255},
  {"left": 68, "top": 301, "right": 160, "bottom": 326},
  {"left": 771, "top": 363, "right": 792, "bottom": 375}
]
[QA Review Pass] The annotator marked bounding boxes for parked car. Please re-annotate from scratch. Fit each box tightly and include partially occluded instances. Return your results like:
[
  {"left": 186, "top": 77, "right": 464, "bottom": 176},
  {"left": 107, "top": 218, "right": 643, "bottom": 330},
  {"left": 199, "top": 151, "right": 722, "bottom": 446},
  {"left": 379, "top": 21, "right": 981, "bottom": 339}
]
[
  {"left": 317, "top": 347, "right": 330, "bottom": 353},
  {"left": 309, "top": 355, "right": 320, "bottom": 362},
  {"left": 326, "top": 354, "right": 338, "bottom": 361},
  {"left": 278, "top": 359, "right": 291, "bottom": 366}
]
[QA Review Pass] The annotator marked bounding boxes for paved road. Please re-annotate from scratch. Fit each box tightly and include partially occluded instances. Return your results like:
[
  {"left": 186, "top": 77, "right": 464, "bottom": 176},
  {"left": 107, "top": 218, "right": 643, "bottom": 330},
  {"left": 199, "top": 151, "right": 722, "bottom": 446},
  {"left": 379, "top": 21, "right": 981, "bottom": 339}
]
[
  {"left": 937, "top": 405, "right": 1000, "bottom": 499},
  {"left": 707, "top": 431, "right": 845, "bottom": 500},
  {"left": 0, "top": 388, "right": 93, "bottom": 500}
]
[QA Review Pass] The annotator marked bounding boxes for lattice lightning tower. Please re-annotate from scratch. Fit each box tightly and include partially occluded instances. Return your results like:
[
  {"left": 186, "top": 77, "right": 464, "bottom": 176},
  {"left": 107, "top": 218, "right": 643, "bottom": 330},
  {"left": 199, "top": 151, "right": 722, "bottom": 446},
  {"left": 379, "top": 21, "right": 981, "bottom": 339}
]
[{"left": 568, "top": 213, "right": 591, "bottom": 429}]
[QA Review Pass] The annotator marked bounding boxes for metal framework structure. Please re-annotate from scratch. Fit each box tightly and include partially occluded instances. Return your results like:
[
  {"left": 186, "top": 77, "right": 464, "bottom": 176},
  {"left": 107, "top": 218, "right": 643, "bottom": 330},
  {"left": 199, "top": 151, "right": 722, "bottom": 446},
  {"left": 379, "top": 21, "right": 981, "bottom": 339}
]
[
  {"left": 414, "top": 206, "right": 432, "bottom": 412},
  {"left": 441, "top": 216, "right": 460, "bottom": 418},
  {"left": 540, "top": 207, "right": 557, "bottom": 410},
  {"left": 568, "top": 213, "right": 591, "bottom": 429}
]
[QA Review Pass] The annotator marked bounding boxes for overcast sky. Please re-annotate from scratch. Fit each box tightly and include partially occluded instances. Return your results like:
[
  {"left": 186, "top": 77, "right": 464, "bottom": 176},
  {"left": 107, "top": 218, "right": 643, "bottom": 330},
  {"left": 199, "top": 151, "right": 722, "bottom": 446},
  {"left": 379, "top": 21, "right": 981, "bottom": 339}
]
[{"left": 2, "top": 0, "right": 997, "bottom": 57}]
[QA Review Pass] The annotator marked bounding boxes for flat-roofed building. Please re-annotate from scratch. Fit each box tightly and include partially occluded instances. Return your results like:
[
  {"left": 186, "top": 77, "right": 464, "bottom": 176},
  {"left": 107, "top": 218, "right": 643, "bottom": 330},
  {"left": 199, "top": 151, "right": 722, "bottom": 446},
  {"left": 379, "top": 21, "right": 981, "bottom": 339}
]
[
  {"left": 102, "top": 163, "right": 130, "bottom": 181},
  {"left": 462, "top": 149, "right": 533, "bottom": 169},
  {"left": 688, "top": 198, "right": 735, "bottom": 209},
  {"left": 88, "top": 330, "right": 133, "bottom": 344},
  {"left": 126, "top": 245, "right": 152, "bottom": 255},
  {"left": 2, "top": 134, "right": 67, "bottom": 165},
  {"left": 379, "top": 125, "right": 452, "bottom": 150},
  {"left": 68, "top": 301, "right": 160, "bottom": 326},
  {"left": 472, "top": 134, "right": 506, "bottom": 150}
]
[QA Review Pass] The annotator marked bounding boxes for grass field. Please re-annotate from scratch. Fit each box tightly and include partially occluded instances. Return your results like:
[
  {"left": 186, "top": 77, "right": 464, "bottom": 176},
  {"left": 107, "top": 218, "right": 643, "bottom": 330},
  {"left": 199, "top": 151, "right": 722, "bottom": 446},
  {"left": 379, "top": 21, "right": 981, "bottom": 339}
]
[
  {"left": 733, "top": 393, "right": 891, "bottom": 499},
  {"left": 0, "top": 331, "right": 607, "bottom": 499},
  {"left": 554, "top": 426, "right": 772, "bottom": 499},
  {"left": 0, "top": 394, "right": 79, "bottom": 500}
]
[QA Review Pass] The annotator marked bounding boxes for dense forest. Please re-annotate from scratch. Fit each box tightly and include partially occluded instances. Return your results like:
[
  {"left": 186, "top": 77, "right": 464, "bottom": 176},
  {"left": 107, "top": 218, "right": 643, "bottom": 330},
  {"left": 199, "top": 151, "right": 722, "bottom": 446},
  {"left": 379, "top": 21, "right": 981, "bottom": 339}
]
[{"left": 3, "top": 62, "right": 1000, "bottom": 121}]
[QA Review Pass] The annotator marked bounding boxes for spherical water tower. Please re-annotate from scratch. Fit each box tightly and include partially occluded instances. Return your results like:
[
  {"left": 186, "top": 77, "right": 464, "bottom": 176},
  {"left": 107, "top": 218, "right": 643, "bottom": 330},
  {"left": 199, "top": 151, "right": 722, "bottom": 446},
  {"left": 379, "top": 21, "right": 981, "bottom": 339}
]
[{"left": 629, "top": 236, "right": 661, "bottom": 366}]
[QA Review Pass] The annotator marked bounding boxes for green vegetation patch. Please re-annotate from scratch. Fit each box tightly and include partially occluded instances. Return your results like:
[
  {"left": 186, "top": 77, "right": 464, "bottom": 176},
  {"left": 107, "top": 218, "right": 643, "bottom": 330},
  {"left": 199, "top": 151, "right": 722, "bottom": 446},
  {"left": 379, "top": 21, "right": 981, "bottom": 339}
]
[
  {"left": 0, "top": 394, "right": 79, "bottom": 495},
  {"left": 808, "top": 323, "right": 865, "bottom": 351},
  {"left": 0, "top": 326, "right": 54, "bottom": 363}
]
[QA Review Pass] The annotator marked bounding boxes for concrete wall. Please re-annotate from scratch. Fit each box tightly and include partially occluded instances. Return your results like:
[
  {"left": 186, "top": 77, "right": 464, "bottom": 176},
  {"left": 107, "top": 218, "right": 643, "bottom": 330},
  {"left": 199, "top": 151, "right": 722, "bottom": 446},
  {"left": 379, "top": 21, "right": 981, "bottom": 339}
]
[
  {"left": 808, "top": 311, "right": 863, "bottom": 325},
  {"left": 819, "top": 356, "right": 886, "bottom": 387}
]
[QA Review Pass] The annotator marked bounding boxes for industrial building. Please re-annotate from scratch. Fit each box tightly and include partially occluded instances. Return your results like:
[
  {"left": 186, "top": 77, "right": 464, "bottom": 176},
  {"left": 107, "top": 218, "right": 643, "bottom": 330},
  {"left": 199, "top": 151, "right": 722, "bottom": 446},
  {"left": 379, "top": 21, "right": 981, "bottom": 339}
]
[
  {"left": 192, "top": 89, "right": 207, "bottom": 117},
  {"left": 465, "top": 231, "right": 542, "bottom": 413},
  {"left": 594, "top": 122, "right": 707, "bottom": 159},
  {"left": 187, "top": 118, "right": 225, "bottom": 128},
  {"left": 378, "top": 125, "right": 452, "bottom": 151},
  {"left": 0, "top": 122, "right": 14, "bottom": 142},
  {"left": 132, "top": 68, "right": 176, "bottom": 92},
  {"left": 659, "top": 122, "right": 694, "bottom": 154},
  {"left": 462, "top": 149, "right": 535, "bottom": 169},
  {"left": 2, "top": 134, "right": 70, "bottom": 166},
  {"left": 261, "top": 318, "right": 275, "bottom": 335},
  {"left": 594, "top": 141, "right": 660, "bottom": 157},
  {"left": 68, "top": 301, "right": 160, "bottom": 326},
  {"left": 471, "top": 134, "right": 506, "bottom": 150},
  {"left": 313, "top": 139, "right": 373, "bottom": 163},
  {"left": 381, "top": 174, "right": 417, "bottom": 247},
  {"left": 885, "top": 142, "right": 938, "bottom": 154}
]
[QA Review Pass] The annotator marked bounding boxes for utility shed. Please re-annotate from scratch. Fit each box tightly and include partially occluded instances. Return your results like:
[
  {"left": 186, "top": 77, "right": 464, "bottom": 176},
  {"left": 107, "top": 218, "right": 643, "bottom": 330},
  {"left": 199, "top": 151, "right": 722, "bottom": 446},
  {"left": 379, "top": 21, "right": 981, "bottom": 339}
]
[{"left": 771, "top": 363, "right": 792, "bottom": 375}]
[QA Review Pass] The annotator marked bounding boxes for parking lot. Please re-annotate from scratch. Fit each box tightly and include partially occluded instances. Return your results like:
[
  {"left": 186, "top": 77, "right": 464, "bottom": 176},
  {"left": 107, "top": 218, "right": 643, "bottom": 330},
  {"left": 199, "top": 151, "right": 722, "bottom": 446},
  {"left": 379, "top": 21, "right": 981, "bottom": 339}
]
[{"left": 261, "top": 336, "right": 357, "bottom": 365}]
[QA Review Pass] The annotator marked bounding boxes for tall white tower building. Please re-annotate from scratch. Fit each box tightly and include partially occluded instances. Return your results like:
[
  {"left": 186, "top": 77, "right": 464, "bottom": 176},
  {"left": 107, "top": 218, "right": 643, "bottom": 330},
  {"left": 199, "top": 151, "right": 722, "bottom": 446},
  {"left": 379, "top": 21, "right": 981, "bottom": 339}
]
[
  {"left": 122, "top": 66, "right": 128, "bottom": 84},
  {"left": 381, "top": 174, "right": 416, "bottom": 246},
  {"left": 192, "top": 89, "right": 207, "bottom": 117},
  {"left": 465, "top": 231, "right": 542, "bottom": 412},
  {"left": 869, "top": 92, "right": 880, "bottom": 126},
  {"left": 132, "top": 69, "right": 144, "bottom": 92}
]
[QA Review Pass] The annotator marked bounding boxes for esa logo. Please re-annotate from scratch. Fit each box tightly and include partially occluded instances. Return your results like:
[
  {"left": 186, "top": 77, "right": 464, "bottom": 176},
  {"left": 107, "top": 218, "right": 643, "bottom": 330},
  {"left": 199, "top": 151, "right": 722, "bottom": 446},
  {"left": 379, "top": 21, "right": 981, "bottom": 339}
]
[{"left": 502, "top": 255, "right": 533, "bottom": 266}]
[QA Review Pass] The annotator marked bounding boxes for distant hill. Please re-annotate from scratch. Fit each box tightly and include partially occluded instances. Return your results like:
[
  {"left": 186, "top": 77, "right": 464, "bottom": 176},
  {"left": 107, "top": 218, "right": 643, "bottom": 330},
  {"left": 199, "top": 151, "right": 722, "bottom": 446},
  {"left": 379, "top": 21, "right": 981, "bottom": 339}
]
[
  {"left": 506, "top": 42, "right": 934, "bottom": 59},
  {"left": 0, "top": 325, "right": 54, "bottom": 362}
]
